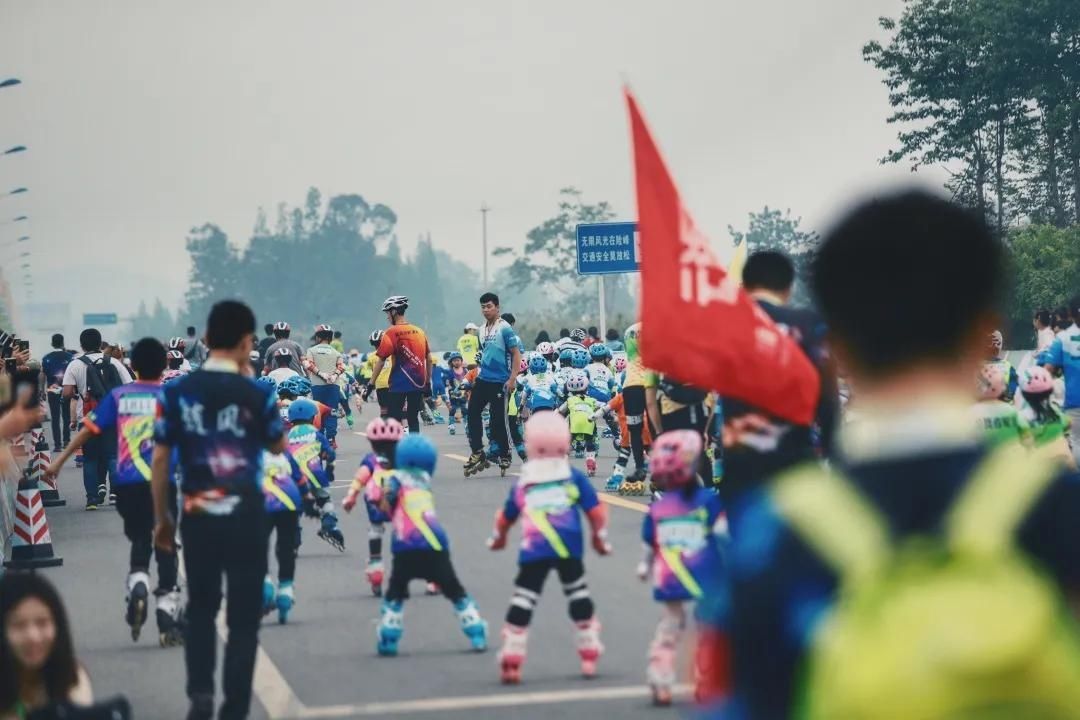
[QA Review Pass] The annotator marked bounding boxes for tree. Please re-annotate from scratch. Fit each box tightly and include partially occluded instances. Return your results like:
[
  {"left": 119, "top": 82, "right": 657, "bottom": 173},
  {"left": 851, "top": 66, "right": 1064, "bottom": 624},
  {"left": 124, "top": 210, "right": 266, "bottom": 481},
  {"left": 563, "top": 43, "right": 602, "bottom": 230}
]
[
  {"left": 728, "top": 207, "right": 819, "bottom": 305},
  {"left": 182, "top": 224, "right": 239, "bottom": 327},
  {"left": 1005, "top": 224, "right": 1080, "bottom": 343}
]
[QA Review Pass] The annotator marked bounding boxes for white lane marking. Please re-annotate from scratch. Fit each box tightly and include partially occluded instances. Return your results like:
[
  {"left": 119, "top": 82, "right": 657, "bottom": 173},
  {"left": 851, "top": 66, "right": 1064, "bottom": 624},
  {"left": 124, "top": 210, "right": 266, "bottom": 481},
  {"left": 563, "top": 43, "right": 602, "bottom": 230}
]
[
  {"left": 176, "top": 551, "right": 307, "bottom": 719},
  {"left": 353, "top": 431, "right": 368, "bottom": 437},
  {"left": 297, "top": 684, "right": 691, "bottom": 718},
  {"left": 444, "top": 453, "right": 470, "bottom": 462}
]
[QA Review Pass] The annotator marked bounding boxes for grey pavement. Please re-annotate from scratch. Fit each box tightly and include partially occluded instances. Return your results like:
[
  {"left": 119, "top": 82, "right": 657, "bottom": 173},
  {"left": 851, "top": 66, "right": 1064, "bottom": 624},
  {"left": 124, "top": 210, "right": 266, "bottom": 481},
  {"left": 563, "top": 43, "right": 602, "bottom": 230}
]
[{"left": 34, "top": 406, "right": 690, "bottom": 720}]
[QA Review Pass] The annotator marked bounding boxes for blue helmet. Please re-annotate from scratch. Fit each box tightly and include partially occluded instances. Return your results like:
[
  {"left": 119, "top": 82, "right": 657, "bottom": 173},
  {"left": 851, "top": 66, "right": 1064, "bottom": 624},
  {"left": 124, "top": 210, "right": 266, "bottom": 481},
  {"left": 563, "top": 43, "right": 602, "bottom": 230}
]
[
  {"left": 571, "top": 348, "right": 590, "bottom": 369},
  {"left": 256, "top": 376, "right": 277, "bottom": 392},
  {"left": 528, "top": 354, "right": 548, "bottom": 374},
  {"left": 287, "top": 398, "right": 318, "bottom": 423},
  {"left": 447, "top": 351, "right": 463, "bottom": 363},
  {"left": 395, "top": 434, "right": 438, "bottom": 474},
  {"left": 280, "top": 375, "right": 312, "bottom": 397},
  {"left": 589, "top": 343, "right": 611, "bottom": 360},
  {"left": 558, "top": 348, "right": 574, "bottom": 363}
]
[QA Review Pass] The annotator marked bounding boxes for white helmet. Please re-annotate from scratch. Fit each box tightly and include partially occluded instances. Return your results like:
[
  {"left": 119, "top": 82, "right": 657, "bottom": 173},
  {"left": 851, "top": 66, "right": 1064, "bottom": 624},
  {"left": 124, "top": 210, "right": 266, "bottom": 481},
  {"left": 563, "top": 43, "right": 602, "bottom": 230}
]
[
  {"left": 382, "top": 295, "right": 409, "bottom": 313},
  {"left": 565, "top": 369, "right": 590, "bottom": 394},
  {"left": 464, "top": 322, "right": 479, "bottom": 331},
  {"left": 536, "top": 341, "right": 554, "bottom": 356}
]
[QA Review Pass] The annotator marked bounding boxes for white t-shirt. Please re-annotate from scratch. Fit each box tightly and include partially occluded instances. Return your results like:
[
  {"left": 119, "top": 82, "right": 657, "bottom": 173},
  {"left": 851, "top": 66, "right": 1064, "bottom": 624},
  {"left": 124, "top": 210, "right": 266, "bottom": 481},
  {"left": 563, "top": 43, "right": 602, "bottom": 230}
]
[
  {"left": 61, "top": 352, "right": 134, "bottom": 399},
  {"left": 1037, "top": 326, "right": 1056, "bottom": 353},
  {"left": 268, "top": 367, "right": 300, "bottom": 384}
]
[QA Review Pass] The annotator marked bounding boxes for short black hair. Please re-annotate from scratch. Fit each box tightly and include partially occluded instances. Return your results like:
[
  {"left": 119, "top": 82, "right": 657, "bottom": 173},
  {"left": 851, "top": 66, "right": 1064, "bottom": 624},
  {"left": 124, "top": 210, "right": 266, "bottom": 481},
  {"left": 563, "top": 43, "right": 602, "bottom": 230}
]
[
  {"left": 559, "top": 328, "right": 570, "bottom": 338},
  {"left": 130, "top": 337, "right": 167, "bottom": 380},
  {"left": 264, "top": 323, "right": 273, "bottom": 335},
  {"left": 588, "top": 326, "right": 599, "bottom": 337},
  {"left": 479, "top": 292, "right": 500, "bottom": 306},
  {"left": 51, "top": 334, "right": 64, "bottom": 349},
  {"left": 811, "top": 190, "right": 1003, "bottom": 377},
  {"left": 501, "top": 312, "right": 516, "bottom": 326},
  {"left": 186, "top": 326, "right": 197, "bottom": 337},
  {"left": 274, "top": 327, "right": 290, "bottom": 339},
  {"left": 743, "top": 250, "right": 796, "bottom": 293},
  {"left": 274, "top": 353, "right": 291, "bottom": 367},
  {"left": 205, "top": 300, "right": 256, "bottom": 350},
  {"left": 442, "top": 351, "right": 451, "bottom": 361},
  {"left": 1070, "top": 296, "right": 1080, "bottom": 320},
  {"left": 1035, "top": 309, "right": 1052, "bottom": 327},
  {"left": 79, "top": 328, "right": 102, "bottom": 352},
  {"left": 333, "top": 331, "right": 342, "bottom": 339},
  {"left": 605, "top": 328, "right": 619, "bottom": 341}
]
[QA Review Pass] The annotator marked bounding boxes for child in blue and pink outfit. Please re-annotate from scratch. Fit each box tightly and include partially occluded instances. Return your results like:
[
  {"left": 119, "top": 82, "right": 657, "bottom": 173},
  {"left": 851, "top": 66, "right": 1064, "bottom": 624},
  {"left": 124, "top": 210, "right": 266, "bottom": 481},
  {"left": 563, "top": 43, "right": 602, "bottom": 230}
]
[
  {"left": 487, "top": 412, "right": 611, "bottom": 684},
  {"left": 638, "top": 430, "right": 727, "bottom": 706},
  {"left": 370, "top": 433, "right": 488, "bottom": 656}
]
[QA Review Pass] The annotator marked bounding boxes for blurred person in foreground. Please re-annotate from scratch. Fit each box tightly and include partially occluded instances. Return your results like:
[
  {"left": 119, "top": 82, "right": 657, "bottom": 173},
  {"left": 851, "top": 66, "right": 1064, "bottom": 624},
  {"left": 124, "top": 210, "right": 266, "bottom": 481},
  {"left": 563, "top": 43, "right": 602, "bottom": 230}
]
[
  {"left": 722, "top": 191, "right": 1080, "bottom": 719},
  {"left": 0, "top": 573, "right": 93, "bottom": 718}
]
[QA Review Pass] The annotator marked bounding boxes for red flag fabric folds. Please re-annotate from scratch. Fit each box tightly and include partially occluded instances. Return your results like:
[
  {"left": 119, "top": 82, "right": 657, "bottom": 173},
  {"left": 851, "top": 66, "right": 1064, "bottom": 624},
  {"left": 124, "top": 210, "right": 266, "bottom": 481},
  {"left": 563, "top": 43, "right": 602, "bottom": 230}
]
[{"left": 626, "top": 88, "right": 820, "bottom": 426}]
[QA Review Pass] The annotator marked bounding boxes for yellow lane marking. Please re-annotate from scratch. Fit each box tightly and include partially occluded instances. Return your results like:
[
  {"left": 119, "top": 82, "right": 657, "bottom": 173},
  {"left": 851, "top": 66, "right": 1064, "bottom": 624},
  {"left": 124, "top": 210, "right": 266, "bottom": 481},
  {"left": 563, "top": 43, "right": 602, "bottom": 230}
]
[{"left": 599, "top": 494, "right": 648, "bottom": 513}]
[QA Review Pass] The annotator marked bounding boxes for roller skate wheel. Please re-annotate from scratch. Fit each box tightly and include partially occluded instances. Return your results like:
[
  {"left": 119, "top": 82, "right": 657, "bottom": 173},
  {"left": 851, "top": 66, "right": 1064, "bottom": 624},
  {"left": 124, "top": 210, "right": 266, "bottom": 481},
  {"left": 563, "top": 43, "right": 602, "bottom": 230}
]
[
  {"left": 500, "top": 662, "right": 522, "bottom": 684},
  {"left": 651, "top": 685, "right": 673, "bottom": 706},
  {"left": 581, "top": 659, "right": 597, "bottom": 678}
]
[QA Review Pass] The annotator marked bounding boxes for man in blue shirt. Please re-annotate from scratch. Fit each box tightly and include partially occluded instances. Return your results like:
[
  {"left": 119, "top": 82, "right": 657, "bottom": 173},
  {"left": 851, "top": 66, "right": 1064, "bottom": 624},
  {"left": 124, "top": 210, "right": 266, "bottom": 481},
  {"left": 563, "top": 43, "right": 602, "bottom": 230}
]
[
  {"left": 1043, "top": 297, "right": 1080, "bottom": 465},
  {"left": 41, "top": 333, "right": 74, "bottom": 451},
  {"left": 151, "top": 300, "right": 284, "bottom": 720},
  {"left": 465, "top": 292, "right": 522, "bottom": 474}
]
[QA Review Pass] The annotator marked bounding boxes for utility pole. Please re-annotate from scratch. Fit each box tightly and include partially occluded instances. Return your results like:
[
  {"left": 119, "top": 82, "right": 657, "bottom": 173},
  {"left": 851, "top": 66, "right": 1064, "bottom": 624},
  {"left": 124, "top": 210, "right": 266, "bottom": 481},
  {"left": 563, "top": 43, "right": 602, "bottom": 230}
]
[{"left": 480, "top": 202, "right": 490, "bottom": 288}]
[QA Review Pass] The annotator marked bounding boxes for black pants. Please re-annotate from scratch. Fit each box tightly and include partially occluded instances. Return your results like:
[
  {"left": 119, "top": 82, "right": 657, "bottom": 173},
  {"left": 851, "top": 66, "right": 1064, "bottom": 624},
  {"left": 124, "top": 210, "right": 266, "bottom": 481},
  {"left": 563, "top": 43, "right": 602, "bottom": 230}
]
[
  {"left": 386, "top": 549, "right": 467, "bottom": 603},
  {"left": 386, "top": 390, "right": 423, "bottom": 433},
  {"left": 265, "top": 511, "right": 299, "bottom": 583},
  {"left": 506, "top": 557, "right": 593, "bottom": 627},
  {"left": 468, "top": 380, "right": 509, "bottom": 457},
  {"left": 181, "top": 505, "right": 267, "bottom": 719},
  {"left": 622, "top": 386, "right": 651, "bottom": 470},
  {"left": 507, "top": 414, "right": 523, "bottom": 449},
  {"left": 661, "top": 404, "right": 713, "bottom": 486},
  {"left": 114, "top": 483, "right": 178, "bottom": 591},
  {"left": 47, "top": 393, "right": 70, "bottom": 449},
  {"left": 375, "top": 388, "right": 389, "bottom": 417}
]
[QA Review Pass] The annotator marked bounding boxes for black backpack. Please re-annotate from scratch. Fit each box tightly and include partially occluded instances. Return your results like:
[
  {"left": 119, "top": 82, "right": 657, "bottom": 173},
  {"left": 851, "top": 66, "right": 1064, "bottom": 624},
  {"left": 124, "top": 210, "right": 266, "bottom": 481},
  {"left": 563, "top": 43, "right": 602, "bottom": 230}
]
[
  {"left": 658, "top": 376, "right": 708, "bottom": 406},
  {"left": 80, "top": 354, "right": 124, "bottom": 402}
]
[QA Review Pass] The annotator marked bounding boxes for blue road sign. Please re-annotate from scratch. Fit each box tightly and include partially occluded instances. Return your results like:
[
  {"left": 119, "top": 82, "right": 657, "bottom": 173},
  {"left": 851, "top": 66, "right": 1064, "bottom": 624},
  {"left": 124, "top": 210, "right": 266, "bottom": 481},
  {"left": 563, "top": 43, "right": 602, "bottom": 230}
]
[
  {"left": 576, "top": 222, "right": 639, "bottom": 275},
  {"left": 82, "top": 313, "right": 118, "bottom": 326}
]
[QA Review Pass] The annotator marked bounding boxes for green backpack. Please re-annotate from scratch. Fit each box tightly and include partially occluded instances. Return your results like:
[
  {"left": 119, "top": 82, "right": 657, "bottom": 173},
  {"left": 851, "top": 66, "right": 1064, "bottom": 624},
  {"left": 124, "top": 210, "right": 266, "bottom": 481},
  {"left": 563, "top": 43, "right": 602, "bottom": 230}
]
[{"left": 771, "top": 444, "right": 1080, "bottom": 720}]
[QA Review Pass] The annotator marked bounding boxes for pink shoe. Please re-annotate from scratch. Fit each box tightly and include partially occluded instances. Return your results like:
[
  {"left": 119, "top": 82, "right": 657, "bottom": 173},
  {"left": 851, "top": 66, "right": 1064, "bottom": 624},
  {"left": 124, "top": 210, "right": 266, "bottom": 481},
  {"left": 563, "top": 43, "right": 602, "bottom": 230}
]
[{"left": 585, "top": 457, "right": 597, "bottom": 477}]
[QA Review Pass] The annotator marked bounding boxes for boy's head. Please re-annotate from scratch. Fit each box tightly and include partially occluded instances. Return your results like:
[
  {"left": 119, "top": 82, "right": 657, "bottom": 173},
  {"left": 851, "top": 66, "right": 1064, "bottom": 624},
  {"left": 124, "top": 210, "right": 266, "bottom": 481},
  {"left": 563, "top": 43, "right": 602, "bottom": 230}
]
[
  {"left": 366, "top": 417, "right": 404, "bottom": 462},
  {"left": 263, "top": 323, "right": 273, "bottom": 337},
  {"left": 565, "top": 369, "right": 590, "bottom": 396},
  {"left": 79, "top": 328, "right": 102, "bottom": 353},
  {"left": 743, "top": 250, "right": 796, "bottom": 302},
  {"left": 1033, "top": 310, "right": 1052, "bottom": 330},
  {"left": 205, "top": 300, "right": 256, "bottom": 363},
  {"left": 51, "top": 334, "right": 64, "bottom": 350},
  {"left": 286, "top": 398, "right": 318, "bottom": 426},
  {"left": 811, "top": 190, "right": 1003, "bottom": 386},
  {"left": 273, "top": 348, "right": 292, "bottom": 368},
  {"left": 273, "top": 321, "right": 291, "bottom": 339},
  {"left": 166, "top": 350, "right": 184, "bottom": 370},
  {"left": 131, "top": 337, "right": 167, "bottom": 381},
  {"left": 314, "top": 324, "right": 334, "bottom": 343},
  {"left": 395, "top": 433, "right": 437, "bottom": 474},
  {"left": 186, "top": 326, "right": 197, "bottom": 339}
]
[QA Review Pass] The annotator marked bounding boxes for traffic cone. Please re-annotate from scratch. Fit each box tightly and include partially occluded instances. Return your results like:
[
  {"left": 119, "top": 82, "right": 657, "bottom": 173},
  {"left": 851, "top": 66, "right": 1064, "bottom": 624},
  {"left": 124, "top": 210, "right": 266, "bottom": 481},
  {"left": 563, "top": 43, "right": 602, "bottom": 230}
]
[
  {"left": 5, "top": 470, "right": 63, "bottom": 569},
  {"left": 30, "top": 431, "right": 65, "bottom": 507}
]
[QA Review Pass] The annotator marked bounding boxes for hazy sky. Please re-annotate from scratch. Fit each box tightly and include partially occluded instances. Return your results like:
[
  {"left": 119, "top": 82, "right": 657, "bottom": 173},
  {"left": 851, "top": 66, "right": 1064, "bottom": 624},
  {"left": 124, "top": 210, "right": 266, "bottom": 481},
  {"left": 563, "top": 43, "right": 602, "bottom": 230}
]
[{"left": 1, "top": 0, "right": 943, "bottom": 326}]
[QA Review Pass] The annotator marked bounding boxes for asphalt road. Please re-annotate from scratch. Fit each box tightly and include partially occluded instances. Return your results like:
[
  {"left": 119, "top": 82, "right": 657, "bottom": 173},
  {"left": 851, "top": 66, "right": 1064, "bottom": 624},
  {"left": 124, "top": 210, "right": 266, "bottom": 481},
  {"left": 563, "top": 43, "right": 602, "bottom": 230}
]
[{"left": 37, "top": 405, "right": 695, "bottom": 720}]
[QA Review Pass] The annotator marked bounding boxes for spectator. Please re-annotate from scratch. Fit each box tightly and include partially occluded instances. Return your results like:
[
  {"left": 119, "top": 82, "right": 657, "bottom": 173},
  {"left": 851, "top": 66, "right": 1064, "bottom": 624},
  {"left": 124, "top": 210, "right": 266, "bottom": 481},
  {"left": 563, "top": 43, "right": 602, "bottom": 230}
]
[
  {"left": 257, "top": 324, "right": 275, "bottom": 359},
  {"left": 152, "top": 300, "right": 283, "bottom": 720},
  {"left": 727, "top": 190, "right": 1080, "bottom": 718},
  {"left": 1035, "top": 309, "right": 1055, "bottom": 353},
  {"left": 584, "top": 326, "right": 600, "bottom": 348},
  {"left": 534, "top": 330, "right": 551, "bottom": 346},
  {"left": 184, "top": 327, "right": 209, "bottom": 370},
  {"left": 41, "top": 334, "right": 74, "bottom": 452},
  {"left": 1043, "top": 295, "right": 1080, "bottom": 465},
  {"left": 604, "top": 328, "right": 625, "bottom": 352},
  {"left": 456, "top": 323, "right": 480, "bottom": 366},
  {"left": 62, "top": 328, "right": 134, "bottom": 510},
  {"left": 501, "top": 312, "right": 517, "bottom": 328},
  {"left": 331, "top": 330, "right": 345, "bottom": 354},
  {"left": 0, "top": 573, "right": 93, "bottom": 716},
  {"left": 465, "top": 292, "right": 522, "bottom": 470}
]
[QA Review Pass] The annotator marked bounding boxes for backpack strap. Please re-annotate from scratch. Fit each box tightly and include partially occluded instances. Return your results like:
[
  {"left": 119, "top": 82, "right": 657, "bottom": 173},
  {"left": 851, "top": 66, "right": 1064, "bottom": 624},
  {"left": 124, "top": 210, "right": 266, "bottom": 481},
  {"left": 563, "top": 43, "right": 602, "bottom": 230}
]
[
  {"left": 770, "top": 462, "right": 890, "bottom": 582},
  {"left": 945, "top": 443, "right": 1062, "bottom": 557}
]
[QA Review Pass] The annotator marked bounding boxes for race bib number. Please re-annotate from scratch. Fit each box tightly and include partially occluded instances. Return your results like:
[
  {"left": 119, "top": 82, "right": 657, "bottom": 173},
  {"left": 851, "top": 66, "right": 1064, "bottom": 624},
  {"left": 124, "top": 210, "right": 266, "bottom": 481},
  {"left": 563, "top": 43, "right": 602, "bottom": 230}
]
[
  {"left": 524, "top": 482, "right": 571, "bottom": 512},
  {"left": 656, "top": 517, "right": 706, "bottom": 552}
]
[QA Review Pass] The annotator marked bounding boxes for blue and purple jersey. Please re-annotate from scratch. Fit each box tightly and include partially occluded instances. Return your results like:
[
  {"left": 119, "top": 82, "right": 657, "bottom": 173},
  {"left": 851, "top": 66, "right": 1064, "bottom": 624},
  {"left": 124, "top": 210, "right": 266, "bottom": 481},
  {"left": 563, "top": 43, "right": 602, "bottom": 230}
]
[
  {"left": 358, "top": 452, "right": 392, "bottom": 523},
  {"left": 87, "top": 381, "right": 162, "bottom": 486},
  {"left": 287, "top": 424, "right": 334, "bottom": 490},
  {"left": 383, "top": 469, "right": 450, "bottom": 553},
  {"left": 261, "top": 450, "right": 306, "bottom": 513},
  {"left": 502, "top": 463, "right": 599, "bottom": 563},
  {"left": 642, "top": 488, "right": 725, "bottom": 601}
]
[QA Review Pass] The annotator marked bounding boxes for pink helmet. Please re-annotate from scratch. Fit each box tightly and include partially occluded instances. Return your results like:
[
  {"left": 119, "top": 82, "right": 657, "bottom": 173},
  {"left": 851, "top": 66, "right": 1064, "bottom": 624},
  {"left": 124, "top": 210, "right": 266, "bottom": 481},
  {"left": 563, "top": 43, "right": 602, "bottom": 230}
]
[
  {"left": 977, "top": 364, "right": 1006, "bottom": 401},
  {"left": 649, "top": 430, "right": 703, "bottom": 489},
  {"left": 525, "top": 412, "right": 570, "bottom": 460},
  {"left": 536, "top": 341, "right": 554, "bottom": 357},
  {"left": 1021, "top": 366, "right": 1054, "bottom": 395},
  {"left": 613, "top": 357, "right": 627, "bottom": 373},
  {"left": 366, "top": 417, "right": 404, "bottom": 443}
]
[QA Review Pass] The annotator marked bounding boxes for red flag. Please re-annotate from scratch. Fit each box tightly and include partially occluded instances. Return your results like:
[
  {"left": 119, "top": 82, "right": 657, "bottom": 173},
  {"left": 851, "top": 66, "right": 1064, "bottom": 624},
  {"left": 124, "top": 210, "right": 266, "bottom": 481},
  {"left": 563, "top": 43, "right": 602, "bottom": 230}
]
[{"left": 626, "top": 88, "right": 820, "bottom": 426}]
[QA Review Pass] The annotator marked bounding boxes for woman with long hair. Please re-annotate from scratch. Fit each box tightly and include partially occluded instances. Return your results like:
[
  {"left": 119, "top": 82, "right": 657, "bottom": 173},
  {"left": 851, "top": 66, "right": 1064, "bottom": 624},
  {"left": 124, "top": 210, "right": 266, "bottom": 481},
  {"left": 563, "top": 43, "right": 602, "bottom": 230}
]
[{"left": 0, "top": 573, "right": 92, "bottom": 719}]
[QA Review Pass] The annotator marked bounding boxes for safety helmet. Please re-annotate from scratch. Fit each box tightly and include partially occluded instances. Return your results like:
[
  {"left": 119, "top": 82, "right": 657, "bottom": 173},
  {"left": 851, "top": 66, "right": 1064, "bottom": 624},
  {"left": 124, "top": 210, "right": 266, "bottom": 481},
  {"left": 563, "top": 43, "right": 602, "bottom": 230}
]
[
  {"left": 558, "top": 348, "right": 574, "bottom": 364},
  {"left": 280, "top": 375, "right": 312, "bottom": 397},
  {"left": 273, "top": 321, "right": 291, "bottom": 333},
  {"left": 528, "top": 355, "right": 548, "bottom": 374},
  {"left": 287, "top": 399, "right": 318, "bottom": 423},
  {"left": 464, "top": 322, "right": 479, "bottom": 332},
  {"left": 167, "top": 349, "right": 184, "bottom": 362},
  {"left": 571, "top": 348, "right": 590, "bottom": 369},
  {"left": 565, "top": 369, "right": 590, "bottom": 393},
  {"left": 613, "top": 357, "right": 627, "bottom": 373},
  {"left": 382, "top": 295, "right": 409, "bottom": 313},
  {"left": 369, "top": 330, "right": 383, "bottom": 347},
  {"left": 168, "top": 337, "right": 186, "bottom": 351},
  {"left": 366, "top": 416, "right": 404, "bottom": 443},
  {"left": 977, "top": 364, "right": 1006, "bottom": 401},
  {"left": 447, "top": 351, "right": 463, "bottom": 363},
  {"left": 315, "top": 323, "right": 334, "bottom": 337},
  {"left": 1021, "top": 366, "right": 1054, "bottom": 395},
  {"left": 274, "top": 347, "right": 292, "bottom": 358},
  {"left": 525, "top": 411, "right": 571, "bottom": 460},
  {"left": 650, "top": 430, "right": 703, "bottom": 489},
  {"left": 536, "top": 341, "right": 554, "bottom": 357},
  {"left": 589, "top": 344, "right": 611, "bottom": 360},
  {"left": 256, "top": 376, "right": 277, "bottom": 391},
  {"left": 395, "top": 434, "right": 438, "bottom": 474},
  {"left": 570, "top": 328, "right": 587, "bottom": 343}
]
